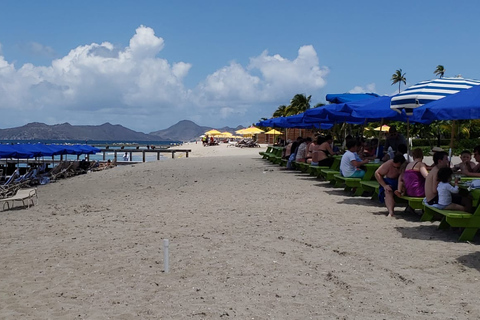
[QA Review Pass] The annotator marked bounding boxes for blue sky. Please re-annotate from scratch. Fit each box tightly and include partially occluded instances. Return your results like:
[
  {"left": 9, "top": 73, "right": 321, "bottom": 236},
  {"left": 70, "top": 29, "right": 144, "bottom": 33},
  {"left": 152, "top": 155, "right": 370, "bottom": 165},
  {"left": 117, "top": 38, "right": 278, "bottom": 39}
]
[{"left": 1, "top": 0, "right": 479, "bottom": 133}]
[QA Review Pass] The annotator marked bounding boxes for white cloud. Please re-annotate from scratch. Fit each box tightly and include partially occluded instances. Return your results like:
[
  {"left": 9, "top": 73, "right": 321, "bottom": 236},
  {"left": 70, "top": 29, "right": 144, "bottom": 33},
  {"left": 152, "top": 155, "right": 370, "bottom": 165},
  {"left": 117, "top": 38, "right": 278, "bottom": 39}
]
[
  {"left": 0, "top": 27, "right": 329, "bottom": 132},
  {"left": 349, "top": 83, "right": 377, "bottom": 94}
]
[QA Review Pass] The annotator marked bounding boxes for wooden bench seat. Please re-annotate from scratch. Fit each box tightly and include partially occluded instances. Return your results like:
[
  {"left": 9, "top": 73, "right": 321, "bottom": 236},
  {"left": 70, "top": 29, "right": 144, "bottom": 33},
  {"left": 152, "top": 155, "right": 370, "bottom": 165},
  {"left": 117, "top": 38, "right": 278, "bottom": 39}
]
[{"left": 421, "top": 204, "right": 480, "bottom": 241}]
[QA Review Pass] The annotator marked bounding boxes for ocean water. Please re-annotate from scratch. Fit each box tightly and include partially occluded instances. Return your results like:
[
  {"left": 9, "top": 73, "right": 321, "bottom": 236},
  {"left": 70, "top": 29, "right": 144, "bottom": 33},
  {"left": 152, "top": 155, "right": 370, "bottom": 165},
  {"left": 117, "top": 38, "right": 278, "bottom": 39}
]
[{"left": 0, "top": 139, "right": 183, "bottom": 164}]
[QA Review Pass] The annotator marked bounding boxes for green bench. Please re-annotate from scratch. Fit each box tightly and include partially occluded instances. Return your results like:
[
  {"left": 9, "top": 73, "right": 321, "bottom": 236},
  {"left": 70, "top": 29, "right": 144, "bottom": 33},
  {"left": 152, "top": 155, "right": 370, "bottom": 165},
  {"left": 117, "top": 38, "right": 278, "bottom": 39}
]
[
  {"left": 360, "top": 181, "right": 380, "bottom": 200},
  {"left": 309, "top": 165, "right": 329, "bottom": 178},
  {"left": 294, "top": 162, "right": 310, "bottom": 173},
  {"left": 268, "top": 147, "right": 284, "bottom": 164},
  {"left": 321, "top": 169, "right": 341, "bottom": 184},
  {"left": 259, "top": 146, "right": 273, "bottom": 159},
  {"left": 333, "top": 174, "right": 365, "bottom": 196},
  {"left": 396, "top": 195, "right": 424, "bottom": 211},
  {"left": 421, "top": 205, "right": 480, "bottom": 242}
]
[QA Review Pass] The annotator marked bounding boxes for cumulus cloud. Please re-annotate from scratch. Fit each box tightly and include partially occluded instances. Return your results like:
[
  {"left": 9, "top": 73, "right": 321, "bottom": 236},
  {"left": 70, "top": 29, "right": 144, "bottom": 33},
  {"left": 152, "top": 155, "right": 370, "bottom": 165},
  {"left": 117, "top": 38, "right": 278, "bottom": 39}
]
[
  {"left": 349, "top": 83, "right": 377, "bottom": 94},
  {"left": 0, "top": 27, "right": 329, "bottom": 132}
]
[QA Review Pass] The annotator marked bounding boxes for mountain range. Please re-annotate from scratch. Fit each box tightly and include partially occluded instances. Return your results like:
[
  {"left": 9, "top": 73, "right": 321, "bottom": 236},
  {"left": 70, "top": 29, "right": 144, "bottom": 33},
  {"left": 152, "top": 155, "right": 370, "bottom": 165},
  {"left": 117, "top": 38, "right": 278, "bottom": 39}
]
[{"left": 0, "top": 121, "right": 244, "bottom": 142}]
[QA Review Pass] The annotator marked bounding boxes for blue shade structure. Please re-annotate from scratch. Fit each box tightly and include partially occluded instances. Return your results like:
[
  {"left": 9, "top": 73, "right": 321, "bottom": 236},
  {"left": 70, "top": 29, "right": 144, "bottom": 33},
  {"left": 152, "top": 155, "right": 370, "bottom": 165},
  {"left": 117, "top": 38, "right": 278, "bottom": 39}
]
[
  {"left": 326, "top": 93, "right": 379, "bottom": 104},
  {"left": 412, "top": 84, "right": 480, "bottom": 121},
  {"left": 0, "top": 144, "right": 101, "bottom": 159},
  {"left": 391, "top": 77, "right": 480, "bottom": 115}
]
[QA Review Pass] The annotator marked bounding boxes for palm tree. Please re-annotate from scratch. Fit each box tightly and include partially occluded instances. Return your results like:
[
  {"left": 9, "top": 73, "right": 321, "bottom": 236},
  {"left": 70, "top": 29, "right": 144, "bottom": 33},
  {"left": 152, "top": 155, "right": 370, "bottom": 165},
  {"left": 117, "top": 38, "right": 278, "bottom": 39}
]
[
  {"left": 272, "top": 105, "right": 288, "bottom": 118},
  {"left": 391, "top": 69, "right": 407, "bottom": 93},
  {"left": 434, "top": 65, "right": 445, "bottom": 78},
  {"left": 289, "top": 94, "right": 312, "bottom": 114},
  {"left": 313, "top": 102, "right": 326, "bottom": 108}
]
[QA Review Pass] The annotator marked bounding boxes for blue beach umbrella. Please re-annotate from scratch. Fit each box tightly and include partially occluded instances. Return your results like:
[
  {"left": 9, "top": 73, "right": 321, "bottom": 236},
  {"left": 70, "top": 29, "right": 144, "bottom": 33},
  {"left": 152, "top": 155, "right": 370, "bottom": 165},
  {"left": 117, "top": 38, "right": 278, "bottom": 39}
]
[
  {"left": 392, "top": 77, "right": 480, "bottom": 157},
  {"left": 326, "top": 93, "right": 379, "bottom": 104},
  {"left": 412, "top": 84, "right": 480, "bottom": 121},
  {"left": 0, "top": 145, "right": 19, "bottom": 158},
  {"left": 391, "top": 77, "right": 480, "bottom": 115}
]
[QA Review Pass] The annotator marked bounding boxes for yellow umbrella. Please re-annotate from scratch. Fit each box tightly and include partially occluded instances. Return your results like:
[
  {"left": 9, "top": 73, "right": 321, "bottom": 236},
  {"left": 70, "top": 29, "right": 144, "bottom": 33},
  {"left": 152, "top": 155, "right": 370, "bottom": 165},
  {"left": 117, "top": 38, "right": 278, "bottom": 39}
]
[
  {"left": 205, "top": 129, "right": 222, "bottom": 136},
  {"left": 240, "top": 126, "right": 265, "bottom": 135},
  {"left": 373, "top": 125, "right": 390, "bottom": 132},
  {"left": 264, "top": 129, "right": 282, "bottom": 135},
  {"left": 220, "top": 131, "right": 233, "bottom": 137}
]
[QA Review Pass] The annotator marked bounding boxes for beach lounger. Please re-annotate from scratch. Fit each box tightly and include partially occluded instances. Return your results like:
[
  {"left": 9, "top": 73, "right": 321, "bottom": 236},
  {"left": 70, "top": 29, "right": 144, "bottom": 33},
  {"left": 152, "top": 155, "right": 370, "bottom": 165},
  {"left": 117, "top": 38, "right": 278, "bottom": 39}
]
[{"left": 0, "top": 188, "right": 38, "bottom": 211}]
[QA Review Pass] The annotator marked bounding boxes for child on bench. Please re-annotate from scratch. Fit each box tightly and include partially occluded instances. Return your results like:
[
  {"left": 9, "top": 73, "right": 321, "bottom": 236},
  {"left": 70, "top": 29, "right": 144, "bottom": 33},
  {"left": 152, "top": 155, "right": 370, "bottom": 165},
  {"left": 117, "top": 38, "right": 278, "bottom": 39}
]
[{"left": 434, "top": 167, "right": 465, "bottom": 211}]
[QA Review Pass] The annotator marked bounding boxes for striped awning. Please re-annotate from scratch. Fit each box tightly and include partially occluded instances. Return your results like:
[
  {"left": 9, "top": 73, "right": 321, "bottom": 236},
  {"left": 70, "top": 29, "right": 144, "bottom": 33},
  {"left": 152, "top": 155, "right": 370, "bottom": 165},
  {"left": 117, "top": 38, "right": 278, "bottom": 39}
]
[{"left": 391, "top": 77, "right": 480, "bottom": 115}]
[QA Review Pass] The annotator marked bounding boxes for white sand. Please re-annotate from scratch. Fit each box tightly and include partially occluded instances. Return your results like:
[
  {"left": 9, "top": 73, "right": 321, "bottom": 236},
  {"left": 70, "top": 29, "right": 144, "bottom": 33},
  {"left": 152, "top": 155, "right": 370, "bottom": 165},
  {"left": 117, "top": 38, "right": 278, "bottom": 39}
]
[{"left": 1, "top": 143, "right": 479, "bottom": 319}]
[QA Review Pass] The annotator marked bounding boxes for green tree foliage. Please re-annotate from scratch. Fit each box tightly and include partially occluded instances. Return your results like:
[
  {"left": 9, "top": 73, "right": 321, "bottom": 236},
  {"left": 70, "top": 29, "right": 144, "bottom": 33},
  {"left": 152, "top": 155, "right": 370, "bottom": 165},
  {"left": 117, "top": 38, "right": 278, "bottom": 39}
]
[
  {"left": 391, "top": 69, "right": 407, "bottom": 93},
  {"left": 434, "top": 65, "right": 445, "bottom": 78}
]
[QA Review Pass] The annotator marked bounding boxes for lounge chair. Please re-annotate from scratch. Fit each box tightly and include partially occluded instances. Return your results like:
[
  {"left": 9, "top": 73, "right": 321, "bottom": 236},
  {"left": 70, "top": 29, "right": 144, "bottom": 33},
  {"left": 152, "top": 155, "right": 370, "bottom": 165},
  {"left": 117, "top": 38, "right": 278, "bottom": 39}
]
[{"left": 0, "top": 187, "right": 38, "bottom": 211}]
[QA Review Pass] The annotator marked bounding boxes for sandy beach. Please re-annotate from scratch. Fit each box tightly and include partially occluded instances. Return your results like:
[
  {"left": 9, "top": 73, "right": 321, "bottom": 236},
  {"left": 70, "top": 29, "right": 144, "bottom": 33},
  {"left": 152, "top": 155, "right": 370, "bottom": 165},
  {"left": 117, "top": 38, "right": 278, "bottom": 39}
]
[{"left": 1, "top": 143, "right": 480, "bottom": 319}]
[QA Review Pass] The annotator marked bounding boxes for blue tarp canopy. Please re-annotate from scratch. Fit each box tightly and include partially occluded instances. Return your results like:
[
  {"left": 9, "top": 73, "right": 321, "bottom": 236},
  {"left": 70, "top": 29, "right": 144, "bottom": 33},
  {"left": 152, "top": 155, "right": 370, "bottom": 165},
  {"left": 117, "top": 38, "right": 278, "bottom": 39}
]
[
  {"left": 326, "top": 93, "right": 380, "bottom": 104},
  {"left": 0, "top": 144, "right": 100, "bottom": 159},
  {"left": 413, "top": 84, "right": 480, "bottom": 122}
]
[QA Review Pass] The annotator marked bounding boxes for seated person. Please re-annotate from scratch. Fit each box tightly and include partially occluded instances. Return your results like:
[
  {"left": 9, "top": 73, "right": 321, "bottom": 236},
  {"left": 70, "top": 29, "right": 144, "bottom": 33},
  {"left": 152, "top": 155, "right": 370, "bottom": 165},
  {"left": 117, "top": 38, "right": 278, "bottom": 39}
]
[
  {"left": 395, "top": 148, "right": 428, "bottom": 198},
  {"left": 295, "top": 137, "right": 312, "bottom": 163},
  {"left": 426, "top": 146, "right": 445, "bottom": 170},
  {"left": 431, "top": 167, "right": 465, "bottom": 211},
  {"left": 382, "top": 143, "right": 408, "bottom": 162},
  {"left": 363, "top": 138, "right": 380, "bottom": 159},
  {"left": 340, "top": 140, "right": 370, "bottom": 178},
  {"left": 310, "top": 135, "right": 337, "bottom": 167},
  {"left": 375, "top": 154, "right": 406, "bottom": 217},
  {"left": 454, "top": 150, "right": 476, "bottom": 172},
  {"left": 462, "top": 145, "right": 480, "bottom": 177},
  {"left": 283, "top": 140, "right": 293, "bottom": 159}
]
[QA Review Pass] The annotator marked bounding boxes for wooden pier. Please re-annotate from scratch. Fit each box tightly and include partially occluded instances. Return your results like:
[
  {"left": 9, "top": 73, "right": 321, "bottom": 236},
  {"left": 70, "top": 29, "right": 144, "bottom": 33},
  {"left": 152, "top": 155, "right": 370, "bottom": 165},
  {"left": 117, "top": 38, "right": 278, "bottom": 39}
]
[{"left": 101, "top": 148, "right": 192, "bottom": 162}]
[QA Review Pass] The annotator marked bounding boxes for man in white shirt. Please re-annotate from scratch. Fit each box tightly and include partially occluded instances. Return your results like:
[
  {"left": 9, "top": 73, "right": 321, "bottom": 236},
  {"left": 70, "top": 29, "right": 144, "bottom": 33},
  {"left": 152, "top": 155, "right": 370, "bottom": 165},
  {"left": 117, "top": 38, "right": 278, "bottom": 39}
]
[{"left": 340, "top": 140, "right": 370, "bottom": 178}]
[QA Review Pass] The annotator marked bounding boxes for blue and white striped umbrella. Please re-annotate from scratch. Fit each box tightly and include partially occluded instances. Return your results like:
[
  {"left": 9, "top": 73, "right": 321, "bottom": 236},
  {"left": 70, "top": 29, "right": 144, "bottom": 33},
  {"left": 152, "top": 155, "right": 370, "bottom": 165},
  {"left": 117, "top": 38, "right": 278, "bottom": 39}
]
[{"left": 391, "top": 77, "right": 480, "bottom": 115}]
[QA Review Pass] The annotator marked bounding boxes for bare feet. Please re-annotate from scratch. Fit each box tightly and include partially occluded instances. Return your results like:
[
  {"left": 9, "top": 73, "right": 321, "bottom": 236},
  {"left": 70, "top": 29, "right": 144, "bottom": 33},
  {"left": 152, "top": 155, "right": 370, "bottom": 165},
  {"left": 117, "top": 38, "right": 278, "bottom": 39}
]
[
  {"left": 394, "top": 190, "right": 402, "bottom": 198},
  {"left": 388, "top": 212, "right": 395, "bottom": 217}
]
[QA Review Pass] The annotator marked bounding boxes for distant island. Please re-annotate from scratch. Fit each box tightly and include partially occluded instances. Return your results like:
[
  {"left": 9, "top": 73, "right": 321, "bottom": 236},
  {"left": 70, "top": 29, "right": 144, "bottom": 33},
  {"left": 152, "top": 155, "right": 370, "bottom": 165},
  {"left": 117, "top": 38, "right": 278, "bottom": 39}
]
[{"left": 0, "top": 120, "right": 244, "bottom": 142}]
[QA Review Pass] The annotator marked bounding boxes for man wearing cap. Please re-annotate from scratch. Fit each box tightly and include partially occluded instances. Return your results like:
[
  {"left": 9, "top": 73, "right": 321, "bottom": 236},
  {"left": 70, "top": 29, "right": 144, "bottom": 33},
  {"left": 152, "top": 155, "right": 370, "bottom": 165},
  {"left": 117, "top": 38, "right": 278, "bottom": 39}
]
[{"left": 385, "top": 126, "right": 407, "bottom": 153}]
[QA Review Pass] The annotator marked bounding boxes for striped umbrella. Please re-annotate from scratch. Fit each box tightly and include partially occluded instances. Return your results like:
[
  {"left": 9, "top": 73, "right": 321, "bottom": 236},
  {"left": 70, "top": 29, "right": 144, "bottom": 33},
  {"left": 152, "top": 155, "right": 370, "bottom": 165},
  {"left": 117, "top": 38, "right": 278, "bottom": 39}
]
[{"left": 391, "top": 77, "right": 480, "bottom": 115}]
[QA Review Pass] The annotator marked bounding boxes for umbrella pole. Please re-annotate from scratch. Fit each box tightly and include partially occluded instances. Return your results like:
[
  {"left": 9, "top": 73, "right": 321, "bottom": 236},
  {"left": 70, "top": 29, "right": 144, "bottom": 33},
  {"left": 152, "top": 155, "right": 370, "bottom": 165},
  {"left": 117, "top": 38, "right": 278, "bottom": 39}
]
[
  {"left": 376, "top": 119, "right": 384, "bottom": 158},
  {"left": 449, "top": 120, "right": 455, "bottom": 162},
  {"left": 407, "top": 117, "right": 410, "bottom": 162}
]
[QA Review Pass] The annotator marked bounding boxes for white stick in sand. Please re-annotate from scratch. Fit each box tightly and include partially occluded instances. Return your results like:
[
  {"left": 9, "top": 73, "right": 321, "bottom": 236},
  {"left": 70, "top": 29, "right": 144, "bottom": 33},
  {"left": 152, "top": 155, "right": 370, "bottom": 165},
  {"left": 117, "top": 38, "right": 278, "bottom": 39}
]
[{"left": 163, "top": 239, "right": 170, "bottom": 273}]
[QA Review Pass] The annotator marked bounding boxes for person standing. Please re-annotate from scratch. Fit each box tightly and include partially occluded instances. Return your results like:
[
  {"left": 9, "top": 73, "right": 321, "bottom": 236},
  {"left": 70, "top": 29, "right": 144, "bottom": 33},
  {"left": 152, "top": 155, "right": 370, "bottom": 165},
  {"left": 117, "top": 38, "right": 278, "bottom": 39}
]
[
  {"left": 375, "top": 154, "right": 406, "bottom": 217},
  {"left": 385, "top": 126, "right": 407, "bottom": 153}
]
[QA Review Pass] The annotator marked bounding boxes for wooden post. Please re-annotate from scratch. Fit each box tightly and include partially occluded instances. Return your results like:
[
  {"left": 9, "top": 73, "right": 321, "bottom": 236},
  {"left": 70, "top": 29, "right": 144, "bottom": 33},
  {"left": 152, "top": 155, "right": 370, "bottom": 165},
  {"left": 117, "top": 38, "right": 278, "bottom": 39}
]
[
  {"left": 103, "top": 151, "right": 106, "bottom": 161},
  {"left": 157, "top": 151, "right": 160, "bottom": 160},
  {"left": 172, "top": 151, "right": 175, "bottom": 159},
  {"left": 114, "top": 151, "right": 117, "bottom": 162},
  {"left": 129, "top": 152, "right": 132, "bottom": 162},
  {"left": 186, "top": 151, "right": 189, "bottom": 158},
  {"left": 142, "top": 150, "right": 146, "bottom": 162}
]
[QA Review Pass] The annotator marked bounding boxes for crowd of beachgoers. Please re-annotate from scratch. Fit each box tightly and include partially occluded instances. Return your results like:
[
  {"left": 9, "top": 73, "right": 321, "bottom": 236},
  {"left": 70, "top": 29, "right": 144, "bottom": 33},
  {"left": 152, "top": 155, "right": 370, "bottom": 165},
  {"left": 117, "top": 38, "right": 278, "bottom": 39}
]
[
  {"left": 281, "top": 125, "right": 480, "bottom": 219},
  {"left": 2, "top": 141, "right": 480, "bottom": 318}
]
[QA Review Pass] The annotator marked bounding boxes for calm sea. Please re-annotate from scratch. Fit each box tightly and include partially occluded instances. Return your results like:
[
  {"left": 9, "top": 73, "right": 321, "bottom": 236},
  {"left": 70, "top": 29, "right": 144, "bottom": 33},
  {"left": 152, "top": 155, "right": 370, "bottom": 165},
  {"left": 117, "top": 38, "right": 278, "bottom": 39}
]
[{"left": 0, "top": 139, "right": 183, "bottom": 163}]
